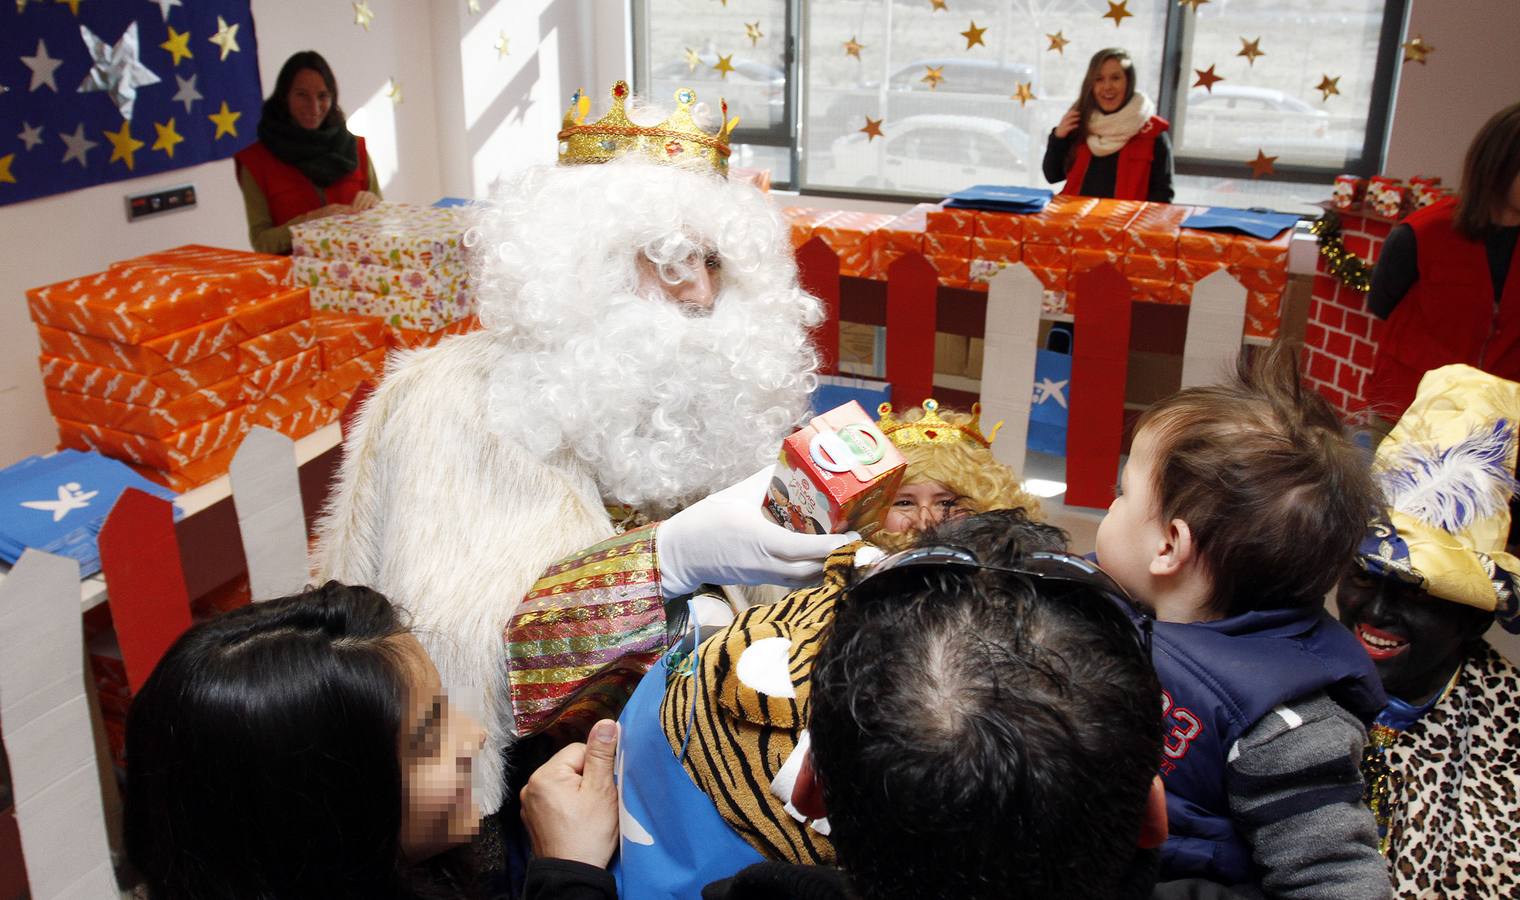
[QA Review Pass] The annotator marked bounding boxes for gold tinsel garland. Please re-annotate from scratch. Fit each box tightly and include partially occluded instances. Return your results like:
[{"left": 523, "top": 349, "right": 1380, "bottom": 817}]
[{"left": 1311, "top": 211, "right": 1373, "bottom": 293}]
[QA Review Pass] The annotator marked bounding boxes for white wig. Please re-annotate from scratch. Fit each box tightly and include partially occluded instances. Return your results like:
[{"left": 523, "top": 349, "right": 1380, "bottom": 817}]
[{"left": 467, "top": 156, "right": 822, "bottom": 513}]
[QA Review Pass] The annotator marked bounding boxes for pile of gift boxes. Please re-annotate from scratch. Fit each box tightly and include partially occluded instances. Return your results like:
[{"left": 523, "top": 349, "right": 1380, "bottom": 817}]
[
  {"left": 28, "top": 204, "right": 479, "bottom": 494},
  {"left": 784, "top": 197, "right": 1291, "bottom": 339},
  {"left": 1332, "top": 174, "right": 1449, "bottom": 219}
]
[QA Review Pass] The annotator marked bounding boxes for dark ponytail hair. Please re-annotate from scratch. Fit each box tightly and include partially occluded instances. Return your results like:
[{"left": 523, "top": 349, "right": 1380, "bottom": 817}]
[{"left": 264, "top": 50, "right": 346, "bottom": 129}]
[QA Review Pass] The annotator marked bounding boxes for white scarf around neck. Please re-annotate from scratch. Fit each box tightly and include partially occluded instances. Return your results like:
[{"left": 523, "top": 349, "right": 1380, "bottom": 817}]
[{"left": 1086, "top": 92, "right": 1154, "bottom": 157}]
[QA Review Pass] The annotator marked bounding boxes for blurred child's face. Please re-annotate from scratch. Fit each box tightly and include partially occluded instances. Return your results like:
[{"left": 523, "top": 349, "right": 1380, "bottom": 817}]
[
  {"left": 884, "top": 480, "right": 964, "bottom": 533},
  {"left": 1095, "top": 425, "right": 1166, "bottom": 603},
  {"left": 395, "top": 634, "right": 486, "bottom": 862}
]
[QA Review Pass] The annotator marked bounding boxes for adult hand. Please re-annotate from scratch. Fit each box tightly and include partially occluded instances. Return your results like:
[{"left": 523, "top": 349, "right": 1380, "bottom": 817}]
[
  {"left": 1053, "top": 107, "right": 1082, "bottom": 139},
  {"left": 656, "top": 466, "right": 857, "bottom": 597},
  {"left": 351, "top": 190, "right": 381, "bottom": 211},
  {"left": 520, "top": 719, "right": 621, "bottom": 868}
]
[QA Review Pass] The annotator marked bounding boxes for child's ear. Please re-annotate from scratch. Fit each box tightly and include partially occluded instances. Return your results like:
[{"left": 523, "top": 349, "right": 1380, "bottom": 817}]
[
  {"left": 1148, "top": 518, "right": 1195, "bottom": 577},
  {"left": 1138, "top": 775, "right": 1169, "bottom": 848}
]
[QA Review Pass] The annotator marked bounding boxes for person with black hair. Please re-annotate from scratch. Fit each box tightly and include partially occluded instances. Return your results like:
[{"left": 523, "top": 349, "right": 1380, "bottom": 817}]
[
  {"left": 234, "top": 50, "right": 382, "bottom": 254},
  {"left": 124, "top": 582, "right": 486, "bottom": 899}
]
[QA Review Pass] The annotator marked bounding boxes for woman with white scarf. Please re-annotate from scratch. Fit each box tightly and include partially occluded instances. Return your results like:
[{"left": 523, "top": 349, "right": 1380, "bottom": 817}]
[{"left": 1043, "top": 48, "right": 1174, "bottom": 203}]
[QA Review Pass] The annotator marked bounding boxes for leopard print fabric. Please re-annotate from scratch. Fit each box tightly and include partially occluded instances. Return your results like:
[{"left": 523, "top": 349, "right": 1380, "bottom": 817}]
[{"left": 1381, "top": 643, "right": 1519, "bottom": 898}]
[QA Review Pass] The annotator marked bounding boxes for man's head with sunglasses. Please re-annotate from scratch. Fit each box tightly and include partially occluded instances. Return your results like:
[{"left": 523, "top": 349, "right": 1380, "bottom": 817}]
[{"left": 793, "top": 510, "right": 1167, "bottom": 900}]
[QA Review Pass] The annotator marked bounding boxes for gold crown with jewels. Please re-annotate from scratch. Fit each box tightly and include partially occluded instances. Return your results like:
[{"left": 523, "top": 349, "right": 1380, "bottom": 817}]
[
  {"left": 876, "top": 399, "right": 1002, "bottom": 449},
  {"left": 557, "top": 80, "right": 739, "bottom": 176}
]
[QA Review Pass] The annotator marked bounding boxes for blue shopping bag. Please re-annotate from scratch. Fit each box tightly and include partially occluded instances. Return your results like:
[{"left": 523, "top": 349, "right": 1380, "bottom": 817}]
[
  {"left": 1028, "top": 326, "right": 1072, "bottom": 456},
  {"left": 811, "top": 375, "right": 892, "bottom": 417}
]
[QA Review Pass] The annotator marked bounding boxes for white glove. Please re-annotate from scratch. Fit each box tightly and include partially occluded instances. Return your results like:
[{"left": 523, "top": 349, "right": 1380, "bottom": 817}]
[{"left": 656, "top": 467, "right": 858, "bottom": 598}]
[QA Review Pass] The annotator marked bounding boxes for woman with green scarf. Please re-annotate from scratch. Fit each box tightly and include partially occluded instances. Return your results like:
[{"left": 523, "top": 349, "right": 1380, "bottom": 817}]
[{"left": 235, "top": 51, "right": 381, "bottom": 255}]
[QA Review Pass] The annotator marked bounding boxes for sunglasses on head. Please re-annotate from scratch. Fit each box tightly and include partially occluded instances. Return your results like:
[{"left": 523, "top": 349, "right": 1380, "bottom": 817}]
[{"left": 848, "top": 544, "right": 1154, "bottom": 660}]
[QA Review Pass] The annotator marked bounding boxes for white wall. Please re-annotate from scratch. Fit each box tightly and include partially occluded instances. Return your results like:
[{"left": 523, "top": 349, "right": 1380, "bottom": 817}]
[{"left": 0, "top": 0, "right": 629, "bottom": 468}]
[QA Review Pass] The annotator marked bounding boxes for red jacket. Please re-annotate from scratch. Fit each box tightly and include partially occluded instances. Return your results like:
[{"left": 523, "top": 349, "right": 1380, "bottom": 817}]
[
  {"left": 234, "top": 137, "right": 370, "bottom": 228},
  {"left": 1060, "top": 116, "right": 1169, "bottom": 201},
  {"left": 1364, "top": 198, "right": 1520, "bottom": 418}
]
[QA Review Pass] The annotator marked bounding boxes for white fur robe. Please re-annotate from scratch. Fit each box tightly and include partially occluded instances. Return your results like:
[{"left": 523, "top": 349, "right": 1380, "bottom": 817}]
[{"left": 314, "top": 330, "right": 618, "bottom": 812}]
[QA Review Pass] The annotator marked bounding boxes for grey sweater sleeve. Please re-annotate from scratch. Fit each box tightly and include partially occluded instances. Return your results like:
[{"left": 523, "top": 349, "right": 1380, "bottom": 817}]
[{"left": 1226, "top": 692, "right": 1391, "bottom": 900}]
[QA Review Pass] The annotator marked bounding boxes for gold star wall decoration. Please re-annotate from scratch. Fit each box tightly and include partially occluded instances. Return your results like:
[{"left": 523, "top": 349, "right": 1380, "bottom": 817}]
[
  {"left": 1246, "top": 149, "right": 1277, "bottom": 178},
  {"left": 921, "top": 65, "right": 944, "bottom": 90},
  {"left": 684, "top": 47, "right": 701, "bottom": 72},
  {"left": 713, "top": 54, "right": 735, "bottom": 79},
  {"left": 0, "top": 153, "right": 15, "bottom": 185},
  {"left": 467, "top": 0, "right": 480, "bottom": 11},
  {"left": 961, "top": 21, "right": 987, "bottom": 49},
  {"left": 1046, "top": 31, "right": 1070, "bottom": 54},
  {"left": 353, "top": 1, "right": 374, "bottom": 30},
  {"left": 55, "top": 0, "right": 81, "bottom": 15},
  {"left": 745, "top": 21, "right": 762, "bottom": 46},
  {"left": 1237, "top": 37, "right": 1264, "bottom": 66},
  {"left": 1315, "top": 74, "right": 1340, "bottom": 102},
  {"left": 929, "top": 0, "right": 948, "bottom": 10},
  {"left": 1402, "top": 35, "right": 1434, "bottom": 64},
  {"left": 1103, "top": 1, "right": 1132, "bottom": 27},
  {"left": 1178, "top": 0, "right": 1208, "bottom": 11},
  {"left": 104, "top": 119, "right": 144, "bottom": 169},
  {"left": 1012, "top": 82, "right": 1035, "bottom": 107},
  {"left": 386, "top": 78, "right": 403, "bottom": 104},
  {"left": 861, "top": 117, "right": 883, "bottom": 140},
  {"left": 208, "top": 100, "right": 241, "bottom": 139},
  {"left": 494, "top": 31, "right": 510, "bottom": 59},
  {"left": 15, "top": 0, "right": 29, "bottom": 14},
  {"left": 208, "top": 16, "right": 241, "bottom": 60},
  {"left": 160, "top": 25, "right": 193, "bottom": 66},
  {"left": 1193, "top": 64, "right": 1224, "bottom": 93},
  {"left": 151, "top": 118, "right": 183, "bottom": 158},
  {"left": 843, "top": 36, "right": 865, "bottom": 59}
]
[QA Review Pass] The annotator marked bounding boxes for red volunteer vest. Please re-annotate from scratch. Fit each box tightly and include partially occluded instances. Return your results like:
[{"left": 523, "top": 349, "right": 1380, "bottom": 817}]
[
  {"left": 1364, "top": 198, "right": 1520, "bottom": 418},
  {"left": 1060, "top": 115, "right": 1169, "bottom": 201},
  {"left": 234, "top": 136, "right": 370, "bottom": 228}
]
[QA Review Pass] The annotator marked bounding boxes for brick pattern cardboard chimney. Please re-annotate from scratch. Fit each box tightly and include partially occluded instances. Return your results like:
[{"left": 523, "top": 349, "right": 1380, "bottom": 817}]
[{"left": 1303, "top": 209, "right": 1390, "bottom": 414}]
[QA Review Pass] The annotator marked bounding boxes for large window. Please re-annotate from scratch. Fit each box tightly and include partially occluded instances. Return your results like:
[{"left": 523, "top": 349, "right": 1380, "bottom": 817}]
[{"left": 634, "top": 0, "right": 1406, "bottom": 210}]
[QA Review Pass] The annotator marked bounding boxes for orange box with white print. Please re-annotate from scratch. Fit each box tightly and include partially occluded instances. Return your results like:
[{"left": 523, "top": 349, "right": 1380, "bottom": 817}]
[
  {"left": 1025, "top": 265, "right": 1068, "bottom": 293},
  {"left": 871, "top": 204, "right": 933, "bottom": 256},
  {"left": 1178, "top": 229, "right": 1234, "bottom": 261},
  {"left": 780, "top": 207, "right": 839, "bottom": 249},
  {"left": 813, "top": 212, "right": 897, "bottom": 277},
  {"left": 925, "top": 205, "right": 976, "bottom": 236},
  {"left": 239, "top": 320, "right": 316, "bottom": 372},
  {"left": 385, "top": 315, "right": 480, "bottom": 350},
  {"left": 870, "top": 246, "right": 909, "bottom": 281},
  {"left": 972, "top": 238, "right": 1020, "bottom": 263},
  {"left": 1245, "top": 291, "right": 1283, "bottom": 339},
  {"left": 973, "top": 210, "right": 1024, "bottom": 242},
  {"left": 272, "top": 403, "right": 342, "bottom": 441},
  {"left": 27, "top": 269, "right": 235, "bottom": 344},
  {"left": 1022, "top": 244, "right": 1072, "bottom": 269},
  {"left": 243, "top": 346, "right": 323, "bottom": 401},
  {"left": 1071, "top": 247, "right": 1123, "bottom": 276},
  {"left": 231, "top": 287, "right": 311, "bottom": 337},
  {"left": 35, "top": 316, "right": 248, "bottom": 375},
  {"left": 1124, "top": 251, "right": 1177, "bottom": 282},
  {"left": 924, "top": 232, "right": 972, "bottom": 258},
  {"left": 926, "top": 254, "right": 971, "bottom": 288},
  {"left": 1124, "top": 203, "right": 1190, "bottom": 255},
  {"left": 1022, "top": 196, "right": 1099, "bottom": 244},
  {"left": 111, "top": 244, "right": 291, "bottom": 297},
  {"left": 1228, "top": 231, "right": 1292, "bottom": 270},
  {"left": 128, "top": 443, "right": 242, "bottom": 493},
  {"left": 57, "top": 405, "right": 250, "bottom": 471},
  {"left": 249, "top": 376, "right": 333, "bottom": 428},
  {"left": 315, "top": 312, "right": 388, "bottom": 367},
  {"left": 1072, "top": 200, "right": 1145, "bottom": 249},
  {"left": 45, "top": 375, "right": 244, "bottom": 439},
  {"left": 1128, "top": 277, "right": 1186, "bottom": 305},
  {"left": 1230, "top": 265, "right": 1288, "bottom": 294},
  {"left": 763, "top": 400, "right": 907, "bottom": 536},
  {"left": 38, "top": 352, "right": 243, "bottom": 406},
  {"left": 1174, "top": 256, "right": 1228, "bottom": 285},
  {"left": 323, "top": 347, "right": 389, "bottom": 397}
]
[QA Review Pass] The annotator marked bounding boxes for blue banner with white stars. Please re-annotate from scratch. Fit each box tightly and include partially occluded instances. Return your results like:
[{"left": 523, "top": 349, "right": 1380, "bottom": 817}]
[{"left": 0, "top": 0, "right": 261, "bottom": 207}]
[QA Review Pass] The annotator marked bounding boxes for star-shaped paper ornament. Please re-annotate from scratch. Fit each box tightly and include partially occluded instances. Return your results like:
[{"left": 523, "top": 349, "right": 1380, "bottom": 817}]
[
  {"left": 1012, "top": 81, "right": 1035, "bottom": 106},
  {"left": 921, "top": 65, "right": 944, "bottom": 90},
  {"left": 15, "top": 0, "right": 28, "bottom": 11},
  {"left": 386, "top": 78, "right": 403, "bottom": 104},
  {"left": 495, "top": 32, "right": 510, "bottom": 59},
  {"left": 21, "top": 39, "right": 64, "bottom": 92},
  {"left": 1103, "top": 1, "right": 1132, "bottom": 27},
  {"left": 172, "top": 72, "right": 202, "bottom": 113},
  {"left": 929, "top": 0, "right": 948, "bottom": 10},
  {"left": 1178, "top": 0, "right": 1208, "bottom": 10},
  {"left": 843, "top": 36, "right": 865, "bottom": 59},
  {"left": 468, "top": 0, "right": 480, "bottom": 11},
  {"left": 56, "top": 0, "right": 81, "bottom": 15},
  {"left": 59, "top": 122, "right": 97, "bottom": 167},
  {"left": 208, "top": 100, "right": 241, "bottom": 139},
  {"left": 1402, "top": 35, "right": 1434, "bottom": 64},
  {"left": 160, "top": 25, "right": 193, "bottom": 66},
  {"left": 18, "top": 122, "right": 44, "bottom": 151},
  {"left": 1246, "top": 149, "right": 1277, "bottom": 179},
  {"left": 961, "top": 21, "right": 987, "bottom": 49},
  {"left": 149, "top": 0, "right": 181, "bottom": 21},
  {"left": 209, "top": 16, "right": 241, "bottom": 60},
  {"left": 1237, "top": 37, "right": 1264, "bottom": 66},
  {"left": 1193, "top": 64, "right": 1224, "bottom": 93},
  {"left": 1315, "top": 74, "right": 1340, "bottom": 102},
  {"left": 1046, "top": 31, "right": 1070, "bottom": 54},
  {"left": 78, "top": 23, "right": 163, "bottom": 121},
  {"left": 353, "top": 1, "right": 374, "bottom": 30},
  {"left": 684, "top": 48, "right": 701, "bottom": 72},
  {"left": 745, "top": 21, "right": 762, "bottom": 46},
  {"left": 0, "top": 153, "right": 14, "bottom": 184},
  {"left": 712, "top": 54, "right": 735, "bottom": 79},
  {"left": 860, "top": 117, "right": 883, "bottom": 141},
  {"left": 152, "top": 118, "right": 183, "bottom": 158},
  {"left": 103, "top": 119, "right": 145, "bottom": 170}
]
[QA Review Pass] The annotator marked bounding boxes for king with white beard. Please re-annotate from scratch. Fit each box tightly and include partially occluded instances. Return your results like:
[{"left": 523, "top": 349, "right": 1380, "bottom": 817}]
[{"left": 313, "top": 84, "right": 836, "bottom": 813}]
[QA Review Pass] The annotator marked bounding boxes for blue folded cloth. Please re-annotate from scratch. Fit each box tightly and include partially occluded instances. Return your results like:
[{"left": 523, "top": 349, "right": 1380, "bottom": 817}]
[
  {"left": 0, "top": 450, "right": 182, "bottom": 577},
  {"left": 943, "top": 185, "right": 1053, "bottom": 214},
  {"left": 1181, "top": 206, "right": 1301, "bottom": 240}
]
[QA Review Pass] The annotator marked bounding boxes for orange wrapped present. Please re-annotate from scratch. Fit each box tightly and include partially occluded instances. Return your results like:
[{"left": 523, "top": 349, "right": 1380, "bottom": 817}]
[
  {"left": 924, "top": 233, "right": 972, "bottom": 258},
  {"left": 1175, "top": 256, "right": 1228, "bottom": 285},
  {"left": 871, "top": 248, "right": 909, "bottom": 281},
  {"left": 1124, "top": 252, "right": 1177, "bottom": 282},
  {"left": 111, "top": 244, "right": 291, "bottom": 297},
  {"left": 1026, "top": 265, "right": 1067, "bottom": 293},
  {"left": 315, "top": 313, "right": 388, "bottom": 368},
  {"left": 1228, "top": 231, "right": 1292, "bottom": 270},
  {"left": 1071, "top": 247, "right": 1123, "bottom": 275},
  {"left": 973, "top": 210, "right": 1024, "bottom": 242},
  {"left": 1246, "top": 292, "right": 1282, "bottom": 339},
  {"left": 1124, "top": 203, "right": 1190, "bottom": 255},
  {"left": 927, "top": 255, "right": 970, "bottom": 288},
  {"left": 385, "top": 316, "right": 479, "bottom": 350},
  {"left": 38, "top": 352, "right": 242, "bottom": 405},
  {"left": 250, "top": 376, "right": 333, "bottom": 427},
  {"left": 813, "top": 212, "right": 896, "bottom": 278},
  {"left": 1023, "top": 244, "right": 1072, "bottom": 269},
  {"left": 780, "top": 207, "right": 839, "bottom": 249},
  {"left": 272, "top": 403, "right": 341, "bottom": 441},
  {"left": 972, "top": 238, "right": 1020, "bottom": 263},
  {"left": 324, "top": 347, "right": 388, "bottom": 397},
  {"left": 1231, "top": 266, "right": 1288, "bottom": 294},
  {"left": 1072, "top": 200, "right": 1144, "bottom": 249},
  {"left": 57, "top": 406, "right": 249, "bottom": 471},
  {"left": 45, "top": 375, "right": 243, "bottom": 438},
  {"left": 871, "top": 204, "right": 933, "bottom": 255},
  {"left": 1127, "top": 277, "right": 1184, "bottom": 305},
  {"left": 1023, "top": 196, "right": 1099, "bottom": 244},
  {"left": 128, "top": 443, "right": 242, "bottom": 493},
  {"left": 35, "top": 316, "right": 247, "bottom": 375},
  {"left": 231, "top": 287, "right": 311, "bottom": 337},
  {"left": 28, "top": 269, "right": 233, "bottom": 344},
  {"left": 925, "top": 205, "right": 976, "bottom": 236},
  {"left": 239, "top": 320, "right": 316, "bottom": 371},
  {"left": 243, "top": 346, "right": 323, "bottom": 401},
  {"left": 1178, "top": 229, "right": 1233, "bottom": 260}
]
